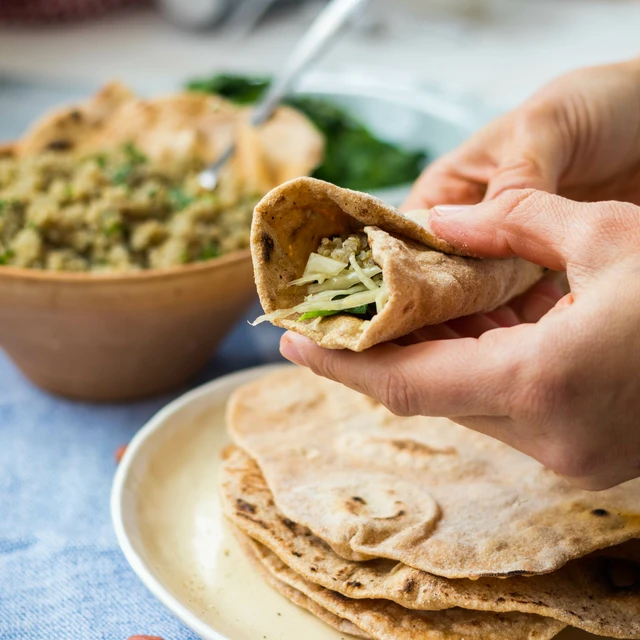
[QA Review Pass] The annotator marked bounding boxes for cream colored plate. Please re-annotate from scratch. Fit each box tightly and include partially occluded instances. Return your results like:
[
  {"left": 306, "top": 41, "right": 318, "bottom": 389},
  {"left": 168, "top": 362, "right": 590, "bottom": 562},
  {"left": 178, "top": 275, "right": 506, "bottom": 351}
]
[{"left": 111, "top": 364, "right": 613, "bottom": 640}]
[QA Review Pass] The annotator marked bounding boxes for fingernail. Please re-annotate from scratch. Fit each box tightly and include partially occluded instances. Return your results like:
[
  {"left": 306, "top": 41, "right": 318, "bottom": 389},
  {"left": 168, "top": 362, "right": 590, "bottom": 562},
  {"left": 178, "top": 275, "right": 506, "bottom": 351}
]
[
  {"left": 280, "top": 333, "right": 307, "bottom": 366},
  {"left": 433, "top": 204, "right": 474, "bottom": 217}
]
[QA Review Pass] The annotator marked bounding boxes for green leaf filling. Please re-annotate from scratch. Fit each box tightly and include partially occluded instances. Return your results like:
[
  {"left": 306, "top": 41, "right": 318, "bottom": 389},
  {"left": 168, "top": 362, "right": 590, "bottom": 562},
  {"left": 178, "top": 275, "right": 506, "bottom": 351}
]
[{"left": 299, "top": 304, "right": 370, "bottom": 321}]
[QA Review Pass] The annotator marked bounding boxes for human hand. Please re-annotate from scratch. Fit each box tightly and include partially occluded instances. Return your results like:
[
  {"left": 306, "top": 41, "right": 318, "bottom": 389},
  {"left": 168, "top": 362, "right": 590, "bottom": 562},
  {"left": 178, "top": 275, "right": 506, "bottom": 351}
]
[
  {"left": 403, "top": 58, "right": 640, "bottom": 210},
  {"left": 280, "top": 190, "right": 640, "bottom": 491}
]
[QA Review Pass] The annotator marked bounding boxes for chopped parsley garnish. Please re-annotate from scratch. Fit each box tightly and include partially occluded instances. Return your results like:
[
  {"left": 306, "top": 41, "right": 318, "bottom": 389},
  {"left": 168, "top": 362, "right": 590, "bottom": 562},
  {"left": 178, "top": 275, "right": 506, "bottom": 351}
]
[
  {"left": 0, "top": 249, "right": 15, "bottom": 265},
  {"left": 93, "top": 153, "right": 108, "bottom": 169},
  {"left": 104, "top": 220, "right": 123, "bottom": 237},
  {"left": 111, "top": 165, "right": 134, "bottom": 185},
  {"left": 123, "top": 142, "right": 147, "bottom": 165},
  {"left": 200, "top": 244, "right": 220, "bottom": 261},
  {"left": 169, "top": 187, "right": 195, "bottom": 211},
  {"left": 111, "top": 143, "right": 148, "bottom": 185}
]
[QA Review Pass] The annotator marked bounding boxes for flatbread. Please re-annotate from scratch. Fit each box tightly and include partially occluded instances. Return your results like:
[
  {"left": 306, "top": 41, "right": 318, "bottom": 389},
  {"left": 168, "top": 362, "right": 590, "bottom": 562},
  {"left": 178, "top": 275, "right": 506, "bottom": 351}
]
[
  {"left": 251, "top": 177, "right": 543, "bottom": 350},
  {"left": 227, "top": 367, "right": 640, "bottom": 579},
  {"left": 237, "top": 526, "right": 372, "bottom": 639},
  {"left": 12, "top": 82, "right": 324, "bottom": 197},
  {"left": 222, "top": 446, "right": 640, "bottom": 638},
  {"left": 236, "top": 529, "right": 565, "bottom": 640}
]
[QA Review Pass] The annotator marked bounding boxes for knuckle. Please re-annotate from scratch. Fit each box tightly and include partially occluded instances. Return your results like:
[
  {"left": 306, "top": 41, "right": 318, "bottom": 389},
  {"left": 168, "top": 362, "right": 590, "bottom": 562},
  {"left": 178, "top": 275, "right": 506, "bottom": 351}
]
[
  {"left": 501, "top": 188, "right": 542, "bottom": 219},
  {"left": 563, "top": 201, "right": 640, "bottom": 271},
  {"left": 498, "top": 189, "right": 567, "bottom": 245},
  {"left": 517, "top": 99, "right": 558, "bottom": 129},
  {"left": 311, "top": 348, "right": 342, "bottom": 383},
  {"left": 581, "top": 201, "right": 640, "bottom": 243},
  {"left": 507, "top": 341, "right": 570, "bottom": 423},
  {"left": 375, "top": 366, "right": 416, "bottom": 417}
]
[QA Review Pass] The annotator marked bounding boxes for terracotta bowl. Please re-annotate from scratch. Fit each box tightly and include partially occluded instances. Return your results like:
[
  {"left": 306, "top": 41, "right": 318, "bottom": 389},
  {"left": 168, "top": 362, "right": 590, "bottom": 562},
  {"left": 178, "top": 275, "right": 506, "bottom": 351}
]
[{"left": 0, "top": 251, "right": 256, "bottom": 402}]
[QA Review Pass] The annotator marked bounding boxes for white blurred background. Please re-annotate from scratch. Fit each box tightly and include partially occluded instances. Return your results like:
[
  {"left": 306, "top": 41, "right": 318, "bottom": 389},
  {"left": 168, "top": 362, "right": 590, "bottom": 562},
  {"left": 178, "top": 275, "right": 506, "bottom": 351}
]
[{"left": 0, "top": 0, "right": 638, "bottom": 112}]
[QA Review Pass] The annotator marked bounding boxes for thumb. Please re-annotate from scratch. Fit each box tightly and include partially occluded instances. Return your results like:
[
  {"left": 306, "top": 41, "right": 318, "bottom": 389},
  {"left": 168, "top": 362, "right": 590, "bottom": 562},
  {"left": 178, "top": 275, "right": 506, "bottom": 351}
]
[{"left": 431, "top": 189, "right": 610, "bottom": 273}]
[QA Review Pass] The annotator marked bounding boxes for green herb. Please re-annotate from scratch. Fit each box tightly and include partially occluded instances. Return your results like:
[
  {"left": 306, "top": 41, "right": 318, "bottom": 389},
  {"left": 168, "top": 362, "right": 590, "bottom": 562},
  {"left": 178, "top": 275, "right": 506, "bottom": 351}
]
[
  {"left": 0, "top": 249, "right": 15, "bottom": 265},
  {"left": 26, "top": 221, "right": 39, "bottom": 231},
  {"left": 104, "top": 220, "right": 123, "bottom": 237},
  {"left": 200, "top": 244, "right": 220, "bottom": 261},
  {"left": 64, "top": 184, "right": 74, "bottom": 200},
  {"left": 186, "top": 73, "right": 270, "bottom": 104},
  {"left": 112, "top": 165, "right": 134, "bottom": 185},
  {"left": 93, "top": 153, "right": 108, "bottom": 169},
  {"left": 0, "top": 199, "right": 21, "bottom": 214},
  {"left": 298, "top": 304, "right": 369, "bottom": 321},
  {"left": 169, "top": 187, "right": 195, "bottom": 211},
  {"left": 185, "top": 73, "right": 426, "bottom": 191},
  {"left": 123, "top": 142, "right": 147, "bottom": 165},
  {"left": 111, "top": 143, "right": 147, "bottom": 185}
]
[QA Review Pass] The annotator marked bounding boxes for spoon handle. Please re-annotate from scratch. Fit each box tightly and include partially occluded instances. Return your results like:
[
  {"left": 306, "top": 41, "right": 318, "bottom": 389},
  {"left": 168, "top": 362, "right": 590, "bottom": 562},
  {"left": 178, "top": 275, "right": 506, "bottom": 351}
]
[
  {"left": 199, "top": 0, "right": 368, "bottom": 190},
  {"left": 250, "top": 0, "right": 369, "bottom": 126}
]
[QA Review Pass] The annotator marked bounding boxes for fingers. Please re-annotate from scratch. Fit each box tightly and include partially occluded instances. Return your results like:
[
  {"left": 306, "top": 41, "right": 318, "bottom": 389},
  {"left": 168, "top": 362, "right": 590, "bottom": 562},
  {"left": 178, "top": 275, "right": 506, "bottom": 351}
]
[
  {"left": 431, "top": 188, "right": 640, "bottom": 280},
  {"left": 402, "top": 102, "right": 568, "bottom": 212},
  {"left": 400, "top": 129, "right": 495, "bottom": 211},
  {"left": 483, "top": 103, "right": 567, "bottom": 199},
  {"left": 393, "top": 323, "right": 461, "bottom": 346},
  {"left": 446, "top": 313, "right": 502, "bottom": 338},
  {"left": 430, "top": 189, "right": 580, "bottom": 270},
  {"left": 401, "top": 157, "right": 487, "bottom": 211},
  {"left": 506, "top": 277, "right": 567, "bottom": 323},
  {"left": 280, "top": 325, "right": 533, "bottom": 418}
]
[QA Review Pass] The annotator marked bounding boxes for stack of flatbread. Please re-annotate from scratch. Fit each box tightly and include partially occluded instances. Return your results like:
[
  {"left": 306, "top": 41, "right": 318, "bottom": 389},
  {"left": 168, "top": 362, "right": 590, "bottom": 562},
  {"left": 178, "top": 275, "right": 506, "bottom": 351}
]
[{"left": 221, "top": 368, "right": 640, "bottom": 640}]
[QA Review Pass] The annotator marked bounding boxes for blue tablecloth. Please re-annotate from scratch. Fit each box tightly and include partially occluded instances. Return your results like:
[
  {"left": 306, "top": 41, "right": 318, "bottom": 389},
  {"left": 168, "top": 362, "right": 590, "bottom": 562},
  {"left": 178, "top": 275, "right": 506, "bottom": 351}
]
[{"left": 0, "top": 301, "right": 284, "bottom": 640}]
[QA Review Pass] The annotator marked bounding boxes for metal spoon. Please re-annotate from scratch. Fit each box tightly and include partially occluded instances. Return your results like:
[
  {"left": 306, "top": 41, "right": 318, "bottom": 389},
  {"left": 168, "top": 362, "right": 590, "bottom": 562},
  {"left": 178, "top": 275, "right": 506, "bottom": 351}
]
[{"left": 198, "top": 0, "right": 369, "bottom": 190}]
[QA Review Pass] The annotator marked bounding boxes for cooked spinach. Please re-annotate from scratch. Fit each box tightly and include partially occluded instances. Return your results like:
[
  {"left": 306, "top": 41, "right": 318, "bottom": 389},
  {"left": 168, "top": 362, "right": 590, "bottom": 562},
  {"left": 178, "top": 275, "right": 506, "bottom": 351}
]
[
  {"left": 186, "top": 73, "right": 271, "bottom": 105},
  {"left": 186, "top": 73, "right": 426, "bottom": 192}
]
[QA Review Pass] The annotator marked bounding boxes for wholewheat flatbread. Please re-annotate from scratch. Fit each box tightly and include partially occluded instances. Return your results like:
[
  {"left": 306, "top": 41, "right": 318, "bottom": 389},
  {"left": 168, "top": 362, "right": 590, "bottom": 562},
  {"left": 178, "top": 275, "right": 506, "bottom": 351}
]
[
  {"left": 251, "top": 177, "right": 543, "bottom": 350},
  {"left": 236, "top": 530, "right": 565, "bottom": 640},
  {"left": 13, "top": 82, "right": 324, "bottom": 197},
  {"left": 237, "top": 527, "right": 372, "bottom": 639},
  {"left": 222, "top": 446, "right": 640, "bottom": 639},
  {"left": 227, "top": 368, "right": 640, "bottom": 579}
]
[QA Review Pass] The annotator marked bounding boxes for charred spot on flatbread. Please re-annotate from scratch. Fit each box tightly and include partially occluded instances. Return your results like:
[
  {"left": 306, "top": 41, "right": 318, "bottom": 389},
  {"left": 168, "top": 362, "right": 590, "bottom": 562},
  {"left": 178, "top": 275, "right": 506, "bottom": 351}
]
[
  {"left": 44, "top": 139, "right": 73, "bottom": 152},
  {"left": 236, "top": 498, "right": 257, "bottom": 515},
  {"left": 261, "top": 232, "right": 275, "bottom": 262}
]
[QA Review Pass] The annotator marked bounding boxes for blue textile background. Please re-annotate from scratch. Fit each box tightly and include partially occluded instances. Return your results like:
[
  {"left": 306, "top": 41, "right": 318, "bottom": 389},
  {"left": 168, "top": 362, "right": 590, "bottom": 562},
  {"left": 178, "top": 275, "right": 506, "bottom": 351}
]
[{"left": 0, "top": 301, "right": 284, "bottom": 639}]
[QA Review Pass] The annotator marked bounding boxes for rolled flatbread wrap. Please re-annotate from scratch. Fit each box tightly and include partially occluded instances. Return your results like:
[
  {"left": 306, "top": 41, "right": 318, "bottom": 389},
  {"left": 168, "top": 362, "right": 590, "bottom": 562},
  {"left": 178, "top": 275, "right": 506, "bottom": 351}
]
[{"left": 251, "top": 177, "right": 543, "bottom": 351}]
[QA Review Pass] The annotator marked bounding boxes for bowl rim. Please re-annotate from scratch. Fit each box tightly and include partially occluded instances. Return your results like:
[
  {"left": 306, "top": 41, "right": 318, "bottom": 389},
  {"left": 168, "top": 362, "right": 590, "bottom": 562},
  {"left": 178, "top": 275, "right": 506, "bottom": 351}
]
[
  {"left": 0, "top": 74, "right": 486, "bottom": 286},
  {"left": 0, "top": 247, "right": 252, "bottom": 285}
]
